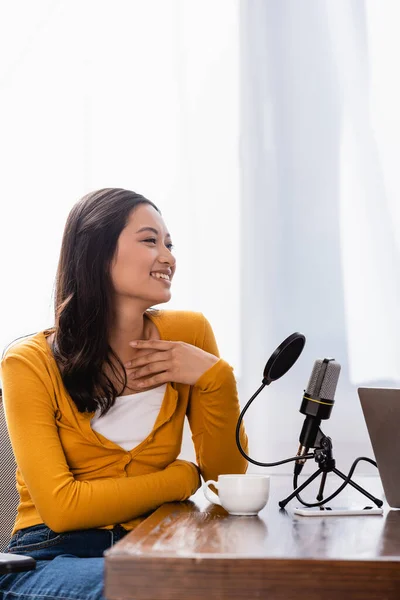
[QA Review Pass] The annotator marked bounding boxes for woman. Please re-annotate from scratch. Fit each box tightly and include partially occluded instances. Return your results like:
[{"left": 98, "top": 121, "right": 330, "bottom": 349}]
[{"left": 0, "top": 188, "right": 248, "bottom": 600}]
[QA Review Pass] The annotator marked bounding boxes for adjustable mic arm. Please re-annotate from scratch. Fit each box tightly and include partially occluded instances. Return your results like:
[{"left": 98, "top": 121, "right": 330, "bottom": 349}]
[{"left": 236, "top": 383, "right": 314, "bottom": 468}]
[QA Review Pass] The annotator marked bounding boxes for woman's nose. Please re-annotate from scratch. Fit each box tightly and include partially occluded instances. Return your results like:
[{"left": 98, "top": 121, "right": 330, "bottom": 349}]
[{"left": 159, "top": 250, "right": 175, "bottom": 266}]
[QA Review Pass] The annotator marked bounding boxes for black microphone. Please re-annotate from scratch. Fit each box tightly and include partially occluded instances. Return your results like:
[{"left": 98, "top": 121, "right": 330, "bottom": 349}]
[{"left": 295, "top": 358, "right": 341, "bottom": 474}]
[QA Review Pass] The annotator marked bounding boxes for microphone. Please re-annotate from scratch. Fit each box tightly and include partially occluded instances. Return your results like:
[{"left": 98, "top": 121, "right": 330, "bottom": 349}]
[
  {"left": 233, "top": 334, "right": 381, "bottom": 509},
  {"left": 295, "top": 358, "right": 341, "bottom": 474}
]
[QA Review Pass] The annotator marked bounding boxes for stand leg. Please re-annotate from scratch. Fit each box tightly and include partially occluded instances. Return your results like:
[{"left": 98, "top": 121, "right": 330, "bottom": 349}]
[
  {"left": 333, "top": 468, "right": 383, "bottom": 507},
  {"left": 317, "top": 471, "right": 327, "bottom": 502},
  {"left": 279, "top": 469, "right": 322, "bottom": 509}
]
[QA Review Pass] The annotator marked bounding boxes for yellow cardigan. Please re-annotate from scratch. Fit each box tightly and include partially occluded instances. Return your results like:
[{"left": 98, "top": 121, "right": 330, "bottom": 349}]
[{"left": 1, "top": 310, "right": 248, "bottom": 535}]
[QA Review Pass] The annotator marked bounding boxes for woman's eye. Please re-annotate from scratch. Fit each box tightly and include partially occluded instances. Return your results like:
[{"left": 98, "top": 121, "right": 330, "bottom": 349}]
[{"left": 142, "top": 238, "right": 174, "bottom": 251}]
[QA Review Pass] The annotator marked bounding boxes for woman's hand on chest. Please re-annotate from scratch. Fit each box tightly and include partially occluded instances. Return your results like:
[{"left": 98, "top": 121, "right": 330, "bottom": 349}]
[{"left": 123, "top": 340, "right": 219, "bottom": 391}]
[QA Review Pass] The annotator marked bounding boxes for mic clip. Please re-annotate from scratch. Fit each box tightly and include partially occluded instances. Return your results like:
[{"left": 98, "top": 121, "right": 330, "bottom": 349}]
[
  {"left": 295, "top": 427, "right": 325, "bottom": 475},
  {"left": 314, "top": 436, "right": 336, "bottom": 472}
]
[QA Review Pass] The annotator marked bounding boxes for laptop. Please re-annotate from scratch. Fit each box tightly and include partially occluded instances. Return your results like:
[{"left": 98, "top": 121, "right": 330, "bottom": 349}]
[{"left": 358, "top": 387, "right": 400, "bottom": 508}]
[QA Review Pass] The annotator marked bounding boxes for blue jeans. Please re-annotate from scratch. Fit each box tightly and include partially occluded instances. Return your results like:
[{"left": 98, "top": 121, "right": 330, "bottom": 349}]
[{"left": 0, "top": 523, "right": 129, "bottom": 600}]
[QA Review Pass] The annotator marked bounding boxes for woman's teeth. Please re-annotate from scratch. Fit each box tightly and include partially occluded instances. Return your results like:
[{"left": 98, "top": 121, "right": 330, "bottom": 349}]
[{"left": 151, "top": 272, "right": 170, "bottom": 281}]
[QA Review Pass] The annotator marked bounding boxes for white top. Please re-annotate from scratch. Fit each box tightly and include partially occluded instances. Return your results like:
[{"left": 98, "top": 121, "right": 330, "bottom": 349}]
[{"left": 90, "top": 384, "right": 167, "bottom": 451}]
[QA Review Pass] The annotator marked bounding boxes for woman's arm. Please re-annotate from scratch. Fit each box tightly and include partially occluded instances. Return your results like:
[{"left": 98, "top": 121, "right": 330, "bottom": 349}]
[
  {"left": 1, "top": 351, "right": 200, "bottom": 533},
  {"left": 120, "top": 312, "right": 249, "bottom": 481},
  {"left": 186, "top": 315, "right": 248, "bottom": 482}
]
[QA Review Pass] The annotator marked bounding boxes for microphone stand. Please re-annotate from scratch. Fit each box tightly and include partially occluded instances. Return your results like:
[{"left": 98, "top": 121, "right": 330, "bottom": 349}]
[
  {"left": 278, "top": 431, "right": 383, "bottom": 509},
  {"left": 236, "top": 384, "right": 383, "bottom": 509},
  {"left": 234, "top": 332, "right": 383, "bottom": 510}
]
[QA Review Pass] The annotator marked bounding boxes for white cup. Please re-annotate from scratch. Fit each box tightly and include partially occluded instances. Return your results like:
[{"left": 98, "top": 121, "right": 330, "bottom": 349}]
[{"left": 203, "top": 474, "right": 270, "bottom": 516}]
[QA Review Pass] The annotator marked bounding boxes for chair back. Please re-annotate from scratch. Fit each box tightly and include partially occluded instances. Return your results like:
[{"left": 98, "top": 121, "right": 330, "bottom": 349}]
[{"left": 0, "top": 394, "right": 19, "bottom": 551}]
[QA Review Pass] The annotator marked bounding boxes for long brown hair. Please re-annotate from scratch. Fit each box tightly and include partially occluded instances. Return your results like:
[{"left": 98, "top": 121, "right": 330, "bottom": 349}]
[{"left": 52, "top": 188, "right": 160, "bottom": 415}]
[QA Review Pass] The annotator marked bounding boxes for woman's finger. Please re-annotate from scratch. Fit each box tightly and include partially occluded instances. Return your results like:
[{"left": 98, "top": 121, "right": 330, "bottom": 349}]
[
  {"left": 128, "top": 360, "right": 170, "bottom": 380},
  {"left": 124, "top": 350, "right": 170, "bottom": 369},
  {"left": 129, "top": 339, "right": 176, "bottom": 350},
  {"left": 129, "top": 371, "right": 171, "bottom": 391}
]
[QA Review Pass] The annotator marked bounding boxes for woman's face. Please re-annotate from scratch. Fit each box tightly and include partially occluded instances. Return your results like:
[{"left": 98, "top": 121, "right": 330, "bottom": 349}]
[{"left": 111, "top": 203, "right": 176, "bottom": 307}]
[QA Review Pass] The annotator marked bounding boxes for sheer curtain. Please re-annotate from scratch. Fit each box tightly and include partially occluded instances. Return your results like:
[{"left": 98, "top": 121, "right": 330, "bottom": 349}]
[
  {"left": 239, "top": 0, "right": 400, "bottom": 475},
  {"left": 0, "top": 0, "right": 240, "bottom": 374},
  {"left": 337, "top": 0, "right": 400, "bottom": 384},
  {"left": 2, "top": 0, "right": 400, "bottom": 477}
]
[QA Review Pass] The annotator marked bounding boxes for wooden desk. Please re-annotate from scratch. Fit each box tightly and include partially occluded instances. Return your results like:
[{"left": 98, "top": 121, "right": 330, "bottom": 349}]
[{"left": 104, "top": 475, "right": 400, "bottom": 600}]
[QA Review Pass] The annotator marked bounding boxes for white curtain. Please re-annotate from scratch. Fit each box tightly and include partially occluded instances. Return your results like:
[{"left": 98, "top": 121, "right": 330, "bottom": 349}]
[
  {"left": 239, "top": 0, "right": 400, "bottom": 475},
  {"left": 1, "top": 0, "right": 400, "bottom": 478},
  {"left": 335, "top": 0, "right": 400, "bottom": 384},
  {"left": 0, "top": 0, "right": 240, "bottom": 375}
]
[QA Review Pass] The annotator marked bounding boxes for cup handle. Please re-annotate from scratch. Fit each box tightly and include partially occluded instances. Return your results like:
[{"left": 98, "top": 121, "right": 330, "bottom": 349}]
[{"left": 203, "top": 480, "right": 221, "bottom": 506}]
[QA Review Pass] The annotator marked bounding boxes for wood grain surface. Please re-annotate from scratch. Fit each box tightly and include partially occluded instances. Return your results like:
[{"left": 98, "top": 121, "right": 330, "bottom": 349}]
[{"left": 105, "top": 474, "right": 400, "bottom": 600}]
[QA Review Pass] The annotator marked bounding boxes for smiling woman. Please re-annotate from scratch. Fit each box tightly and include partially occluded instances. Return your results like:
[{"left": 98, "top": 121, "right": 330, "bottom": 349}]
[
  {"left": 0, "top": 187, "right": 248, "bottom": 600},
  {"left": 111, "top": 205, "right": 176, "bottom": 311}
]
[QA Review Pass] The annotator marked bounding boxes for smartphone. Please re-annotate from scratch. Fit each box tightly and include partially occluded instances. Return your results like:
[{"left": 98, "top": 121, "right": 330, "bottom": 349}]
[
  {"left": 293, "top": 506, "right": 384, "bottom": 517},
  {"left": 0, "top": 552, "right": 36, "bottom": 574}
]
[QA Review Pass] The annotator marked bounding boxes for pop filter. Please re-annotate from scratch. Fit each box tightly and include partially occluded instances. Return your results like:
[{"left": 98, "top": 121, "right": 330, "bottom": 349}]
[
  {"left": 262, "top": 332, "right": 306, "bottom": 385},
  {"left": 236, "top": 331, "right": 308, "bottom": 468}
]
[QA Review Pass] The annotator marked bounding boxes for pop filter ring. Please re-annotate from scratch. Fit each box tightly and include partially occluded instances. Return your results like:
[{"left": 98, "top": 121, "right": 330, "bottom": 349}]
[
  {"left": 263, "top": 332, "right": 306, "bottom": 384},
  {"left": 236, "top": 332, "right": 315, "bottom": 467}
]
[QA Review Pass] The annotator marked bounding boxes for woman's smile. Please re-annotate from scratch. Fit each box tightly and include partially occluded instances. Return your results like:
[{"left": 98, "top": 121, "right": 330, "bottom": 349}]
[{"left": 150, "top": 270, "right": 172, "bottom": 285}]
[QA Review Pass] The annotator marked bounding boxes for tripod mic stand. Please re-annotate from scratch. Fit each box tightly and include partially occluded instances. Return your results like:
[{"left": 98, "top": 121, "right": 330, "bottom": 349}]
[
  {"left": 234, "top": 332, "right": 383, "bottom": 509},
  {"left": 278, "top": 432, "right": 383, "bottom": 509}
]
